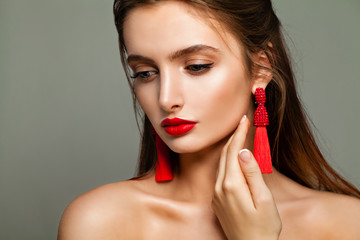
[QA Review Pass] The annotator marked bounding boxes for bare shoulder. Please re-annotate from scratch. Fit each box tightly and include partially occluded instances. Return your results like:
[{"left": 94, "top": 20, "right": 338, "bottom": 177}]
[
  {"left": 58, "top": 179, "right": 150, "bottom": 240},
  {"left": 275, "top": 174, "right": 360, "bottom": 240},
  {"left": 296, "top": 189, "right": 360, "bottom": 240},
  {"left": 312, "top": 190, "right": 360, "bottom": 239}
]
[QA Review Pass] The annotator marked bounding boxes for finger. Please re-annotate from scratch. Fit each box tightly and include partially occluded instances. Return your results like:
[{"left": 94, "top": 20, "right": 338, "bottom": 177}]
[
  {"left": 221, "top": 116, "right": 254, "bottom": 207},
  {"left": 215, "top": 133, "right": 234, "bottom": 192},
  {"left": 225, "top": 115, "right": 250, "bottom": 177},
  {"left": 238, "top": 149, "right": 273, "bottom": 209}
]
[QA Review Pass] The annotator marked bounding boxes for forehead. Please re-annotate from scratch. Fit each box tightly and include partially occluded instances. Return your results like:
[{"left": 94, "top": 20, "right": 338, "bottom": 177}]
[{"left": 123, "top": 1, "right": 242, "bottom": 58}]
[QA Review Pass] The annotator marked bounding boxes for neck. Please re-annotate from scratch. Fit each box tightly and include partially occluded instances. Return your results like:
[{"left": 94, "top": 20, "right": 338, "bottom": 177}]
[
  {"left": 169, "top": 125, "right": 259, "bottom": 205},
  {"left": 166, "top": 124, "right": 295, "bottom": 206},
  {"left": 174, "top": 137, "right": 228, "bottom": 204}
]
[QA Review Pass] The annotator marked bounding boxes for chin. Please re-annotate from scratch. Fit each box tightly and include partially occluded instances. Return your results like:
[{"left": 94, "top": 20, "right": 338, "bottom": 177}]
[
  {"left": 166, "top": 136, "right": 224, "bottom": 154},
  {"left": 167, "top": 144, "right": 202, "bottom": 154}
]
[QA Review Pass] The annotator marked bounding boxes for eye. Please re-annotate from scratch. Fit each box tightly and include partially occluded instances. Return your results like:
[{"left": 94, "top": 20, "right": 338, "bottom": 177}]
[
  {"left": 130, "top": 71, "right": 158, "bottom": 81},
  {"left": 185, "top": 63, "right": 214, "bottom": 74}
]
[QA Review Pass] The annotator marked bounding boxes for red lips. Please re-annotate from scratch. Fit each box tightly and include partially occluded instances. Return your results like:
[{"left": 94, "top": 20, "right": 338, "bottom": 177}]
[{"left": 161, "top": 118, "right": 197, "bottom": 136}]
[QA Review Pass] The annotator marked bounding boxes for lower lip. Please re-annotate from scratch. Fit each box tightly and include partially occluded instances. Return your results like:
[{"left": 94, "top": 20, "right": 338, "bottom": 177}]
[{"left": 164, "top": 123, "right": 196, "bottom": 136}]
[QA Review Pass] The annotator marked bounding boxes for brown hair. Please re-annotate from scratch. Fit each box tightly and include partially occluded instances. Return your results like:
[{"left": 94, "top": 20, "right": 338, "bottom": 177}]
[{"left": 113, "top": 0, "right": 360, "bottom": 197}]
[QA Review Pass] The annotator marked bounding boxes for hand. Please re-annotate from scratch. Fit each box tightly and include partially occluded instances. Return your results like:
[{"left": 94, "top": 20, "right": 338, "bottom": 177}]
[{"left": 212, "top": 115, "right": 282, "bottom": 240}]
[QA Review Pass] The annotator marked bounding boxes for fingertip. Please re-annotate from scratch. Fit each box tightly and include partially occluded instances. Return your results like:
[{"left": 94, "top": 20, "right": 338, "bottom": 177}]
[
  {"left": 239, "top": 149, "right": 251, "bottom": 162},
  {"left": 238, "top": 149, "right": 261, "bottom": 173},
  {"left": 238, "top": 149, "right": 265, "bottom": 190},
  {"left": 240, "top": 115, "right": 250, "bottom": 126},
  {"left": 240, "top": 115, "right": 247, "bottom": 124}
]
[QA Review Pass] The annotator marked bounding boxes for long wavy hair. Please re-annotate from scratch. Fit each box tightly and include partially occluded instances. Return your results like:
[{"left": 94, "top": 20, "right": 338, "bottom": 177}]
[{"left": 113, "top": 0, "right": 360, "bottom": 197}]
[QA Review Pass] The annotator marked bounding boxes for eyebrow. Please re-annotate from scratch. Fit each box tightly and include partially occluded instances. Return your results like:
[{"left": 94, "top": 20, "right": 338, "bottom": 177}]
[{"left": 127, "top": 44, "right": 220, "bottom": 65}]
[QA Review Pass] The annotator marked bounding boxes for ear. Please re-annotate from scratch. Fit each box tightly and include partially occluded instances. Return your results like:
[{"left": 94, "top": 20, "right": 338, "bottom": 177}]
[{"left": 251, "top": 49, "right": 273, "bottom": 94}]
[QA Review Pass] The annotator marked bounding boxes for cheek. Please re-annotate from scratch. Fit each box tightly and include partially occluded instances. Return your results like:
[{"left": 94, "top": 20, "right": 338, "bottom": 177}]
[
  {"left": 135, "top": 83, "right": 158, "bottom": 120},
  {"left": 180, "top": 66, "right": 251, "bottom": 149},
  {"left": 189, "top": 65, "right": 251, "bottom": 121}
]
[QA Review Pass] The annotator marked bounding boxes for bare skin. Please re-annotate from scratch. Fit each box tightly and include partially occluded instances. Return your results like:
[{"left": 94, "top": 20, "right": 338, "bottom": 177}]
[
  {"left": 58, "top": 2, "right": 360, "bottom": 239},
  {"left": 58, "top": 143, "right": 360, "bottom": 239}
]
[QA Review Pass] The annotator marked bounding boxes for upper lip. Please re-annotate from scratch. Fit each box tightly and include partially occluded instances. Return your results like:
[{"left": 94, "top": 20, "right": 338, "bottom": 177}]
[{"left": 161, "top": 117, "right": 197, "bottom": 127}]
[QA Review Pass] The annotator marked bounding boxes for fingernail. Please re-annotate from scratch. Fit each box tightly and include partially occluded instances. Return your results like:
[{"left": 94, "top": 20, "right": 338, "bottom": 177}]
[
  {"left": 240, "top": 115, "right": 247, "bottom": 123},
  {"left": 239, "top": 149, "right": 251, "bottom": 162}
]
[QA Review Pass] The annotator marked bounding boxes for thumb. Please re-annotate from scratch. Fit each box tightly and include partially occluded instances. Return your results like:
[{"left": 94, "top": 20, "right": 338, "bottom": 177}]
[
  {"left": 238, "top": 149, "right": 269, "bottom": 202},
  {"left": 238, "top": 149, "right": 262, "bottom": 179}
]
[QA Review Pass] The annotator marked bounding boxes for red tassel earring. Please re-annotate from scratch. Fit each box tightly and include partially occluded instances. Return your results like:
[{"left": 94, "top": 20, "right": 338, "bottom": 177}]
[
  {"left": 151, "top": 126, "right": 173, "bottom": 181},
  {"left": 253, "top": 88, "right": 272, "bottom": 173}
]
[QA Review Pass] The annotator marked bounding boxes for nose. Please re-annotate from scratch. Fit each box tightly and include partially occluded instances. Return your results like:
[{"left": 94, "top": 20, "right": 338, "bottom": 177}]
[{"left": 158, "top": 70, "right": 184, "bottom": 113}]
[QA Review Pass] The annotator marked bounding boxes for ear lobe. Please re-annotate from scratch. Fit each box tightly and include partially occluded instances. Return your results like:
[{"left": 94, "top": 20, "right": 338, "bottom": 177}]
[{"left": 251, "top": 50, "right": 273, "bottom": 94}]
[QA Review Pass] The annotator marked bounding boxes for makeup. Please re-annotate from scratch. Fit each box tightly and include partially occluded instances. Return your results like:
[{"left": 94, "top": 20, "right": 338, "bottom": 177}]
[{"left": 161, "top": 118, "right": 197, "bottom": 136}]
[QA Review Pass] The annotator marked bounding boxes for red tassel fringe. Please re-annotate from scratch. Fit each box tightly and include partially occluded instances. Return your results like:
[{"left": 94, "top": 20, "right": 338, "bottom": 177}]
[
  {"left": 253, "top": 127, "right": 272, "bottom": 173},
  {"left": 154, "top": 134, "right": 173, "bottom": 181}
]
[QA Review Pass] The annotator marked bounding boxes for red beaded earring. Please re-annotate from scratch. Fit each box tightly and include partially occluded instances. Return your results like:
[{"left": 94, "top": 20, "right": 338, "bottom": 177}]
[
  {"left": 151, "top": 126, "right": 173, "bottom": 181},
  {"left": 253, "top": 88, "right": 272, "bottom": 173}
]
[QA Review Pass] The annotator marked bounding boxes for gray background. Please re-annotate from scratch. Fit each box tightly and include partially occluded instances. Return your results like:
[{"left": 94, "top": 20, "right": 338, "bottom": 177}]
[{"left": 0, "top": 0, "right": 359, "bottom": 239}]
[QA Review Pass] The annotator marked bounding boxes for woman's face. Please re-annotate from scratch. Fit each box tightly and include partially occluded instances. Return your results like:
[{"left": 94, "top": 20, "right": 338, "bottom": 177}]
[{"left": 123, "top": 2, "right": 254, "bottom": 154}]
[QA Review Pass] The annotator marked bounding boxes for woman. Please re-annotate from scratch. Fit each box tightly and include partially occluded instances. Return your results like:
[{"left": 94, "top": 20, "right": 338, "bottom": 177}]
[{"left": 58, "top": 0, "right": 360, "bottom": 239}]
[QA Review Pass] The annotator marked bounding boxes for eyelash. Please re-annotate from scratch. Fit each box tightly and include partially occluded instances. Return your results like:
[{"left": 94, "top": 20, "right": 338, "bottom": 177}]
[
  {"left": 130, "top": 63, "right": 214, "bottom": 80},
  {"left": 130, "top": 71, "right": 157, "bottom": 79},
  {"left": 185, "top": 63, "right": 214, "bottom": 73}
]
